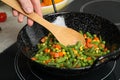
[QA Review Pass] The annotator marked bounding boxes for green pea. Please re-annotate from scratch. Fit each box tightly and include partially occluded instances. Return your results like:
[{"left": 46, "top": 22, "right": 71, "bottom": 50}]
[
  {"left": 102, "top": 41, "right": 106, "bottom": 44},
  {"left": 69, "top": 58, "right": 74, "bottom": 63},
  {"left": 83, "top": 59, "right": 87, "bottom": 63},
  {"left": 81, "top": 62, "right": 86, "bottom": 67},
  {"left": 107, "top": 50, "right": 110, "bottom": 53}
]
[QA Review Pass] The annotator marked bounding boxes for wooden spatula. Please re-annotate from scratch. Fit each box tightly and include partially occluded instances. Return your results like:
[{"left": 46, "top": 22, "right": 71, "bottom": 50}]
[{"left": 1, "top": 0, "right": 85, "bottom": 46}]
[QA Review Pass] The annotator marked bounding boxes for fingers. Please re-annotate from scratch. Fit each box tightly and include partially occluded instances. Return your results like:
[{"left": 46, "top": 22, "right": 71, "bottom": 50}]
[
  {"left": 12, "top": 0, "right": 42, "bottom": 26},
  {"left": 18, "top": 13, "right": 24, "bottom": 23},
  {"left": 18, "top": 0, "right": 33, "bottom": 13},
  {"left": 27, "top": 0, "right": 42, "bottom": 26},
  {"left": 27, "top": 18, "right": 34, "bottom": 26},
  {"left": 12, "top": 9, "right": 25, "bottom": 23},
  {"left": 31, "top": 0, "right": 42, "bottom": 17},
  {"left": 18, "top": 0, "right": 34, "bottom": 26},
  {"left": 12, "top": 9, "right": 18, "bottom": 16}
]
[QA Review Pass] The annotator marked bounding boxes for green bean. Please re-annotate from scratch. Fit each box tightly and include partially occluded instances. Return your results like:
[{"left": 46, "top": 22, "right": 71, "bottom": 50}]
[
  {"left": 75, "top": 41, "right": 81, "bottom": 50},
  {"left": 47, "top": 62, "right": 57, "bottom": 66},
  {"left": 79, "top": 30, "right": 83, "bottom": 34},
  {"left": 38, "top": 56, "right": 50, "bottom": 61},
  {"left": 91, "top": 41, "right": 99, "bottom": 45},
  {"left": 72, "top": 60, "right": 80, "bottom": 68},
  {"left": 68, "top": 48, "right": 75, "bottom": 58},
  {"left": 37, "top": 45, "right": 47, "bottom": 52},
  {"left": 35, "top": 60, "right": 43, "bottom": 63},
  {"left": 69, "top": 58, "right": 74, "bottom": 63},
  {"left": 88, "top": 47, "right": 95, "bottom": 53},
  {"left": 56, "top": 56, "right": 67, "bottom": 63},
  {"left": 84, "top": 51, "right": 102, "bottom": 57},
  {"left": 86, "top": 32, "right": 93, "bottom": 38},
  {"left": 99, "top": 35, "right": 102, "bottom": 41}
]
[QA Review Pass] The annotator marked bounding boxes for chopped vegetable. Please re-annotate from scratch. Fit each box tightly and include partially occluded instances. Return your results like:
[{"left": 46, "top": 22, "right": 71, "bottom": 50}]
[{"left": 31, "top": 31, "right": 110, "bottom": 68}]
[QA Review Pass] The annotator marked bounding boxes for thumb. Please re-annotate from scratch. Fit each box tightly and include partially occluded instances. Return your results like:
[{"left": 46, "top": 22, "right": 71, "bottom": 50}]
[{"left": 18, "top": 0, "right": 33, "bottom": 13}]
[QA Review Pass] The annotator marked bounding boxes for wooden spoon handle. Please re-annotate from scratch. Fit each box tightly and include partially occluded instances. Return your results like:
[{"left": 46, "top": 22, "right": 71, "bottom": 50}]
[{"left": 1, "top": 0, "right": 55, "bottom": 30}]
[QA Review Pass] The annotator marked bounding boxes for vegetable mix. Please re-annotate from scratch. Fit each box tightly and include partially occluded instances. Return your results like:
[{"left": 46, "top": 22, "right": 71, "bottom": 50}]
[{"left": 31, "top": 31, "right": 110, "bottom": 68}]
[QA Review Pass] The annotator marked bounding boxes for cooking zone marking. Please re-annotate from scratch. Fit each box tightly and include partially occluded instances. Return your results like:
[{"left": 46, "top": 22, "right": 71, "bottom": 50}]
[
  {"left": 101, "top": 60, "right": 116, "bottom": 80},
  {"left": 79, "top": 0, "right": 120, "bottom": 26},
  {"left": 14, "top": 53, "right": 43, "bottom": 80}
]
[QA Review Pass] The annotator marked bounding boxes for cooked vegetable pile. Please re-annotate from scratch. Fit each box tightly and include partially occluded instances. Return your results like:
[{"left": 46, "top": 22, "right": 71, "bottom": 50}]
[{"left": 31, "top": 31, "right": 110, "bottom": 68}]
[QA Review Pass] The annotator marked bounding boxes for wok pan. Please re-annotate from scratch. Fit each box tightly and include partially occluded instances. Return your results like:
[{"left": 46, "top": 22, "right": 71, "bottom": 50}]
[{"left": 17, "top": 12, "right": 120, "bottom": 76}]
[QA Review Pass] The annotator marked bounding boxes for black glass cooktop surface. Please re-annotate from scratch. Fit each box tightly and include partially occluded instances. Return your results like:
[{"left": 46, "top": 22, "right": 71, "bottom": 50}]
[{"left": 0, "top": 0, "right": 120, "bottom": 80}]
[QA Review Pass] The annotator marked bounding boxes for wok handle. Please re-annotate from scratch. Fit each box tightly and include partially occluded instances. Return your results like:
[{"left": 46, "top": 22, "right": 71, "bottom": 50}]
[{"left": 91, "top": 48, "right": 120, "bottom": 68}]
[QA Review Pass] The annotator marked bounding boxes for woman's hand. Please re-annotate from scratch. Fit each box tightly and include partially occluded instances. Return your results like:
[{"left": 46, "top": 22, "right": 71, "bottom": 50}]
[{"left": 12, "top": 0, "right": 42, "bottom": 26}]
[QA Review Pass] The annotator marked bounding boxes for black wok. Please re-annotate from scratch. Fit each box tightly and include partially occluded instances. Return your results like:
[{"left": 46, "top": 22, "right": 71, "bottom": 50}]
[{"left": 17, "top": 12, "right": 120, "bottom": 76}]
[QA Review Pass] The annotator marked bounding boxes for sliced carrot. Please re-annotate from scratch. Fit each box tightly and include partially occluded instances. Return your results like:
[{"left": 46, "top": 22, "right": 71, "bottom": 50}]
[
  {"left": 53, "top": 53, "right": 60, "bottom": 58},
  {"left": 50, "top": 52, "right": 55, "bottom": 57},
  {"left": 50, "top": 52, "right": 58, "bottom": 58},
  {"left": 93, "top": 37, "right": 100, "bottom": 42},
  {"left": 87, "top": 43, "right": 94, "bottom": 48},
  {"left": 50, "top": 51, "right": 63, "bottom": 58},
  {"left": 86, "top": 38, "right": 92, "bottom": 43},
  {"left": 44, "top": 48, "right": 50, "bottom": 53},
  {"left": 93, "top": 44, "right": 98, "bottom": 48},
  {"left": 104, "top": 48, "right": 108, "bottom": 52},
  {"left": 58, "top": 52, "right": 64, "bottom": 57},
  {"left": 87, "top": 57, "right": 92, "bottom": 60},
  {"left": 99, "top": 44, "right": 105, "bottom": 48},
  {"left": 40, "top": 37, "right": 47, "bottom": 43},
  {"left": 53, "top": 44, "right": 61, "bottom": 49},
  {"left": 45, "top": 59, "right": 51, "bottom": 64},
  {"left": 31, "top": 57, "right": 37, "bottom": 61}
]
